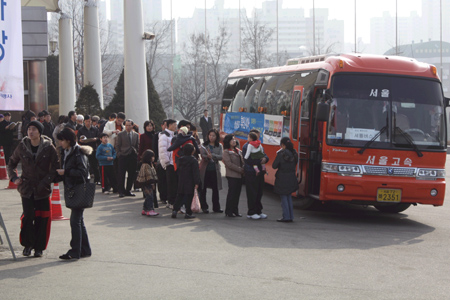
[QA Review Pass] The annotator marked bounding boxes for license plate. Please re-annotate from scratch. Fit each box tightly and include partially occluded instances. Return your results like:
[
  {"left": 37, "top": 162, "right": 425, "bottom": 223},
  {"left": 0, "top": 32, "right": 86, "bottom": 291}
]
[{"left": 377, "top": 189, "right": 402, "bottom": 203}]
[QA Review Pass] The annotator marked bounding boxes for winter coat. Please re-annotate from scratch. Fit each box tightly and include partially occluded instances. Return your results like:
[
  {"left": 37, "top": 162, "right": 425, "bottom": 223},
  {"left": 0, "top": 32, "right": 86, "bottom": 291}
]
[
  {"left": 272, "top": 149, "right": 299, "bottom": 195},
  {"left": 199, "top": 143, "right": 223, "bottom": 190},
  {"left": 177, "top": 155, "right": 201, "bottom": 195},
  {"left": 7, "top": 136, "right": 59, "bottom": 199},
  {"left": 96, "top": 143, "right": 116, "bottom": 166},
  {"left": 42, "top": 121, "right": 55, "bottom": 143},
  {"left": 158, "top": 129, "right": 174, "bottom": 169},
  {"left": 222, "top": 148, "right": 244, "bottom": 179},
  {"left": 58, "top": 145, "right": 92, "bottom": 190},
  {"left": 242, "top": 142, "right": 269, "bottom": 174},
  {"left": 167, "top": 133, "right": 200, "bottom": 170},
  {"left": 138, "top": 131, "right": 155, "bottom": 161}
]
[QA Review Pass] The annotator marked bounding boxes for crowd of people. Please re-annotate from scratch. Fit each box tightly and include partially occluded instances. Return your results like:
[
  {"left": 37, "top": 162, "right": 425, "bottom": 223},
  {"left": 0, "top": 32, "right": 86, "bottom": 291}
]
[{"left": 2, "top": 108, "right": 299, "bottom": 259}]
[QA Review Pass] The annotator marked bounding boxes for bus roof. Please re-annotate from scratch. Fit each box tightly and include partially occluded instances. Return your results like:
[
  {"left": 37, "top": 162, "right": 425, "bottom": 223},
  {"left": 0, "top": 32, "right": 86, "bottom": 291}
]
[{"left": 228, "top": 53, "right": 439, "bottom": 80}]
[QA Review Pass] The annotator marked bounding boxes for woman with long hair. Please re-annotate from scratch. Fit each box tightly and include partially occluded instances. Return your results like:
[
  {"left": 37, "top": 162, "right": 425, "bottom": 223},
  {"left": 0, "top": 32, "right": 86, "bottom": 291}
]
[
  {"left": 199, "top": 128, "right": 223, "bottom": 213},
  {"left": 138, "top": 120, "right": 158, "bottom": 206},
  {"left": 272, "top": 137, "right": 299, "bottom": 222},
  {"left": 222, "top": 134, "right": 244, "bottom": 217},
  {"left": 56, "top": 127, "right": 93, "bottom": 259}
]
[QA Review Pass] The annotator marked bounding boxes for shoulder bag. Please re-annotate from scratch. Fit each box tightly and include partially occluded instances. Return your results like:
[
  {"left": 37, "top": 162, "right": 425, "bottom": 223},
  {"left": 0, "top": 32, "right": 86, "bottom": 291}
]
[{"left": 64, "top": 177, "right": 96, "bottom": 209}]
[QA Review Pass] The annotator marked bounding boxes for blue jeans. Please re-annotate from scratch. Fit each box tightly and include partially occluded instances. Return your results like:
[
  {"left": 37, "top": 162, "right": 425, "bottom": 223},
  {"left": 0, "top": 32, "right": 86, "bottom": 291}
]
[
  {"left": 68, "top": 208, "right": 91, "bottom": 258},
  {"left": 280, "top": 194, "right": 294, "bottom": 221},
  {"left": 143, "top": 186, "right": 155, "bottom": 211}
]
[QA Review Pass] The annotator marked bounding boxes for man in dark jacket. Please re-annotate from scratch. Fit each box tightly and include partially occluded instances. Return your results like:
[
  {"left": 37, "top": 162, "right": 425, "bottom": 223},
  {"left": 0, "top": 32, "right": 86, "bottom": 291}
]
[
  {"left": 65, "top": 111, "right": 78, "bottom": 131},
  {"left": 77, "top": 115, "right": 100, "bottom": 184},
  {"left": 42, "top": 110, "right": 55, "bottom": 144},
  {"left": 7, "top": 121, "right": 59, "bottom": 257},
  {"left": 0, "top": 112, "right": 15, "bottom": 164},
  {"left": 115, "top": 119, "right": 139, "bottom": 197},
  {"left": 200, "top": 109, "right": 213, "bottom": 142}
]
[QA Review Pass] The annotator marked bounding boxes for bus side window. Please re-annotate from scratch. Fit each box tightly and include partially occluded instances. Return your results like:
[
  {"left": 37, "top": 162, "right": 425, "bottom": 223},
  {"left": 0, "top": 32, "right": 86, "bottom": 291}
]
[{"left": 245, "top": 77, "right": 264, "bottom": 113}]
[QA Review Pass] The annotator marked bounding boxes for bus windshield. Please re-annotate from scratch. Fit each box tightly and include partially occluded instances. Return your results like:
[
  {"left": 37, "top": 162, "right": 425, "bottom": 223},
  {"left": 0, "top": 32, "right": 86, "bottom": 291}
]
[{"left": 327, "top": 74, "right": 445, "bottom": 150}]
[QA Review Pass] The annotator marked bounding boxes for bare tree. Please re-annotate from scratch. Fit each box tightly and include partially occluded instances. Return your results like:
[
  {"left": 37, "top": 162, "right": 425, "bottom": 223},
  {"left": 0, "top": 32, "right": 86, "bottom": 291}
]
[
  {"left": 145, "top": 20, "right": 172, "bottom": 80},
  {"left": 306, "top": 37, "right": 339, "bottom": 56},
  {"left": 174, "top": 33, "right": 206, "bottom": 122},
  {"left": 205, "top": 25, "right": 231, "bottom": 103},
  {"left": 48, "top": 0, "right": 120, "bottom": 106},
  {"left": 241, "top": 12, "right": 274, "bottom": 69}
]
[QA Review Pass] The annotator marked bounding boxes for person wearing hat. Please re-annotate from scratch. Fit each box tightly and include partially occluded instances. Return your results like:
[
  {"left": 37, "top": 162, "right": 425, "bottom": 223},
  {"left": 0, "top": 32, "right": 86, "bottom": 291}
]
[
  {"left": 7, "top": 120, "right": 59, "bottom": 257},
  {"left": 0, "top": 112, "right": 15, "bottom": 164},
  {"left": 42, "top": 110, "right": 55, "bottom": 145}
]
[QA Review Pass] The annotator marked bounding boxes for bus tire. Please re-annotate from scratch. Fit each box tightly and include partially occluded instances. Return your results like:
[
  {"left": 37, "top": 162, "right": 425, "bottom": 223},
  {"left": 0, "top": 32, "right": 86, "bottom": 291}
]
[
  {"left": 296, "top": 197, "right": 317, "bottom": 210},
  {"left": 374, "top": 203, "right": 411, "bottom": 213}
]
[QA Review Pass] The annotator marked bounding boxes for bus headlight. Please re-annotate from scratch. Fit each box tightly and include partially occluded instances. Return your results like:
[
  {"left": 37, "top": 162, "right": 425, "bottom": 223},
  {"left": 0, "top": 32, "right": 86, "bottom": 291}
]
[
  {"left": 417, "top": 169, "right": 445, "bottom": 178},
  {"left": 322, "top": 163, "right": 362, "bottom": 175}
]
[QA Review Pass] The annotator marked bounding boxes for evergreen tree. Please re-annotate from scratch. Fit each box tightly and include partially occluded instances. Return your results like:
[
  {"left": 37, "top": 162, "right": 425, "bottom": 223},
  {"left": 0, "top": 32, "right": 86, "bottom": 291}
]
[
  {"left": 103, "top": 66, "right": 166, "bottom": 130},
  {"left": 103, "top": 68, "right": 125, "bottom": 118},
  {"left": 47, "top": 55, "right": 59, "bottom": 106},
  {"left": 75, "top": 83, "right": 102, "bottom": 116},
  {"left": 146, "top": 65, "right": 167, "bottom": 131}
]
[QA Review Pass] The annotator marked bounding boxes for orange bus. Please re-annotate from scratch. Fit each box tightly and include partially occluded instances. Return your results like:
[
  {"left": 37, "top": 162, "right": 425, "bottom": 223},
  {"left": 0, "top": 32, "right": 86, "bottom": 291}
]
[{"left": 220, "top": 53, "right": 449, "bottom": 213}]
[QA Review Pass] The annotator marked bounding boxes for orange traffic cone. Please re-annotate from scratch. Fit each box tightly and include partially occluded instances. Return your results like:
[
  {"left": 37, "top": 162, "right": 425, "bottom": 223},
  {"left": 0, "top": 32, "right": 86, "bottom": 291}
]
[
  {"left": 5, "top": 170, "right": 18, "bottom": 189},
  {"left": 51, "top": 183, "right": 68, "bottom": 220},
  {"left": 0, "top": 147, "right": 8, "bottom": 180}
]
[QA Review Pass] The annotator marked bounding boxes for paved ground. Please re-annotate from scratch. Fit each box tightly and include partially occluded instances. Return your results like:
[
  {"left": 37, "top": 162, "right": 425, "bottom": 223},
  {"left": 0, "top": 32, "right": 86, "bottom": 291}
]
[{"left": 1, "top": 160, "right": 450, "bottom": 299}]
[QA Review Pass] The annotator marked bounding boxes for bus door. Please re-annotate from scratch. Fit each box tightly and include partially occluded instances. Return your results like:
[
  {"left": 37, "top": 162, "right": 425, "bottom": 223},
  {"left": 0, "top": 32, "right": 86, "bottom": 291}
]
[{"left": 290, "top": 86, "right": 306, "bottom": 196}]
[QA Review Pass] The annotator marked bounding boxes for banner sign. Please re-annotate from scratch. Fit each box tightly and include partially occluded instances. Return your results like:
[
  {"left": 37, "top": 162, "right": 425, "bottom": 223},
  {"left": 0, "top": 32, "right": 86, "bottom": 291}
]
[
  {"left": 224, "top": 112, "right": 286, "bottom": 145},
  {"left": 0, "top": 0, "right": 24, "bottom": 111}
]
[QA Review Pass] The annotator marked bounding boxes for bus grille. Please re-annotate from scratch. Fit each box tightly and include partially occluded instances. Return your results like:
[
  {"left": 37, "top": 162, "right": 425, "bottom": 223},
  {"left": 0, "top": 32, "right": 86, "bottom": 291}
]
[{"left": 363, "top": 166, "right": 416, "bottom": 177}]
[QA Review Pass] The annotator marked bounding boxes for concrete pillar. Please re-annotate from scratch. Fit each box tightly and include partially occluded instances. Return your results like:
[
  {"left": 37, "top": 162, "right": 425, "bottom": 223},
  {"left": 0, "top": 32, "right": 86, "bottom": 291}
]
[
  {"left": 124, "top": 0, "right": 149, "bottom": 129},
  {"left": 84, "top": 0, "right": 104, "bottom": 109},
  {"left": 58, "top": 15, "right": 77, "bottom": 117}
]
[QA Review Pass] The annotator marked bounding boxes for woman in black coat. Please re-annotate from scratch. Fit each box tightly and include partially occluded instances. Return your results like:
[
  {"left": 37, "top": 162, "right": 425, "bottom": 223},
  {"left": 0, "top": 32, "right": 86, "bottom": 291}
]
[
  {"left": 171, "top": 143, "right": 201, "bottom": 219},
  {"left": 272, "top": 137, "right": 298, "bottom": 222},
  {"left": 56, "top": 127, "right": 93, "bottom": 259}
]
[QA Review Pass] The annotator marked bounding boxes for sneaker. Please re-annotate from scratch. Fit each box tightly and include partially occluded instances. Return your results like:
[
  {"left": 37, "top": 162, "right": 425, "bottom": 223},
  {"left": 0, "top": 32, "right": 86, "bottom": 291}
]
[
  {"left": 247, "top": 214, "right": 261, "bottom": 220},
  {"left": 179, "top": 206, "right": 186, "bottom": 214},
  {"left": 142, "top": 210, "right": 147, "bottom": 215},
  {"left": 171, "top": 210, "right": 177, "bottom": 218},
  {"left": 259, "top": 213, "right": 268, "bottom": 219},
  {"left": 146, "top": 210, "right": 159, "bottom": 216},
  {"left": 103, "top": 191, "right": 110, "bottom": 195}
]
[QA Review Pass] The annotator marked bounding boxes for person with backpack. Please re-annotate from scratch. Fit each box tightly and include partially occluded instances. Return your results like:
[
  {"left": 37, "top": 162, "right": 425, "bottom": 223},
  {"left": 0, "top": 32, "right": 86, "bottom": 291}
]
[{"left": 167, "top": 126, "right": 200, "bottom": 170}]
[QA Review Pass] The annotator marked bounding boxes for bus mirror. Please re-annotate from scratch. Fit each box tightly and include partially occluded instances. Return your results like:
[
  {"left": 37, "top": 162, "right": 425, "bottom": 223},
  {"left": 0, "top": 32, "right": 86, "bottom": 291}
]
[
  {"left": 445, "top": 97, "right": 450, "bottom": 107},
  {"left": 316, "top": 101, "right": 329, "bottom": 122}
]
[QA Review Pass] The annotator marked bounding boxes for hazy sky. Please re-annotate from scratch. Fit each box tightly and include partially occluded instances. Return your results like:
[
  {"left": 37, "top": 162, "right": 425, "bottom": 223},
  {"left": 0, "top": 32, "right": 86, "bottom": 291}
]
[
  {"left": 106, "top": 0, "right": 423, "bottom": 43},
  {"left": 159, "top": 0, "right": 423, "bottom": 43}
]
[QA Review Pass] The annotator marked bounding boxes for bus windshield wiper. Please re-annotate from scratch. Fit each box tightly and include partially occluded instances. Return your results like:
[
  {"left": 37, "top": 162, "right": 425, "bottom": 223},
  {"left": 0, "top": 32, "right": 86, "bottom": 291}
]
[
  {"left": 394, "top": 127, "right": 423, "bottom": 157},
  {"left": 357, "top": 126, "right": 387, "bottom": 155}
]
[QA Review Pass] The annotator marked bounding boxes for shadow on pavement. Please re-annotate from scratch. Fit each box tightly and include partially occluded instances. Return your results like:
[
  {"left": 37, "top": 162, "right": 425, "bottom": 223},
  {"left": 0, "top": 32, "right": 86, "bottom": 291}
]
[{"left": 88, "top": 182, "right": 435, "bottom": 251}]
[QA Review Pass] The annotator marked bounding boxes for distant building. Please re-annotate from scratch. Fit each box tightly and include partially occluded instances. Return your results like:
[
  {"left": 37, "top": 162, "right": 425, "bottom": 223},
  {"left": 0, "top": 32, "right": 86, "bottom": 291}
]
[{"left": 384, "top": 41, "right": 450, "bottom": 97}]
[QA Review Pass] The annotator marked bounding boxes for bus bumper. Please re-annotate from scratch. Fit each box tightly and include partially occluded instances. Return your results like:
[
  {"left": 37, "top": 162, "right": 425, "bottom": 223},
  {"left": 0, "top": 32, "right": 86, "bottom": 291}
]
[{"left": 319, "top": 174, "right": 445, "bottom": 206}]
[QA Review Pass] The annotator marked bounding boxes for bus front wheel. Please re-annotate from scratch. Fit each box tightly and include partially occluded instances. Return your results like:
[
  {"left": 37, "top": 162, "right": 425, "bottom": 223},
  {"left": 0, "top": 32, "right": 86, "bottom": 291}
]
[{"left": 374, "top": 203, "right": 411, "bottom": 213}]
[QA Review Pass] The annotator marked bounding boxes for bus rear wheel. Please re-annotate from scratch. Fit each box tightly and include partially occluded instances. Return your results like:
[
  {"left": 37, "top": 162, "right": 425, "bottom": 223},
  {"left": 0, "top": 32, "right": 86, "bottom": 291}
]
[{"left": 374, "top": 203, "right": 411, "bottom": 213}]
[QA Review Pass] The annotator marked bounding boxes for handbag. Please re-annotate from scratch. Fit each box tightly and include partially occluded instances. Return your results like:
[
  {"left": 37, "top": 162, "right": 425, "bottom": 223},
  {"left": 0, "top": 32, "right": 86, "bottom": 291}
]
[
  {"left": 191, "top": 189, "right": 201, "bottom": 213},
  {"left": 64, "top": 177, "right": 96, "bottom": 209}
]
